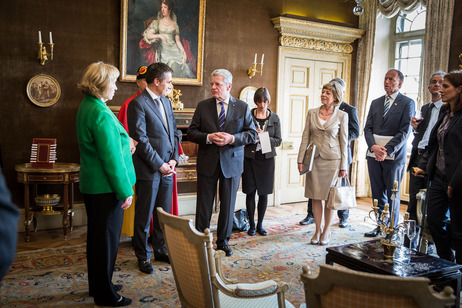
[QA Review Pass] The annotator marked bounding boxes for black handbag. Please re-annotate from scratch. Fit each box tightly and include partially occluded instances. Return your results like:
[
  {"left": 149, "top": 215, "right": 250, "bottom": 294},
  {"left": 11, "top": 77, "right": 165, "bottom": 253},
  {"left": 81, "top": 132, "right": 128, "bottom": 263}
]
[{"left": 232, "top": 209, "right": 250, "bottom": 232}]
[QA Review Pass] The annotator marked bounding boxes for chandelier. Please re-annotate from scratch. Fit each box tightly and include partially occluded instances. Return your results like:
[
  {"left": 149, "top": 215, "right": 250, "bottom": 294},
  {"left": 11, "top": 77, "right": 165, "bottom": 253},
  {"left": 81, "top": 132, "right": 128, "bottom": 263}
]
[{"left": 353, "top": 0, "right": 365, "bottom": 16}]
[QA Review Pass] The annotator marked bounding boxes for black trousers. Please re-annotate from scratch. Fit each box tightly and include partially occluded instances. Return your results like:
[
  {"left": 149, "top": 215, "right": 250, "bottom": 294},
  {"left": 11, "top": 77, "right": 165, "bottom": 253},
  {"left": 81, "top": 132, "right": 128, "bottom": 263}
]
[
  {"left": 427, "top": 171, "right": 462, "bottom": 264},
  {"left": 408, "top": 151, "right": 428, "bottom": 221},
  {"left": 133, "top": 176, "right": 173, "bottom": 261},
  {"left": 195, "top": 161, "right": 240, "bottom": 246},
  {"left": 84, "top": 193, "right": 124, "bottom": 305}
]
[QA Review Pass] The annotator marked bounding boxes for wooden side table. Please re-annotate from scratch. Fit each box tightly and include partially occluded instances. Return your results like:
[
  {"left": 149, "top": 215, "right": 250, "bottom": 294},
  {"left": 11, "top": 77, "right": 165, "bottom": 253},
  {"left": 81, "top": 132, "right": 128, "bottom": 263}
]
[{"left": 15, "top": 162, "right": 80, "bottom": 241}]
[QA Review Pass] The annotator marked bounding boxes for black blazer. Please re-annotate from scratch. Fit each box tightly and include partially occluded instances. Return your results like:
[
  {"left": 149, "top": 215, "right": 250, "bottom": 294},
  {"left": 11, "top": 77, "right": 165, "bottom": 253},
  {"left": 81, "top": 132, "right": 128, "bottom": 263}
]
[
  {"left": 419, "top": 106, "right": 462, "bottom": 189},
  {"left": 244, "top": 109, "right": 282, "bottom": 159},
  {"left": 127, "top": 91, "right": 179, "bottom": 180},
  {"left": 187, "top": 96, "right": 257, "bottom": 178},
  {"left": 364, "top": 93, "right": 415, "bottom": 164},
  {"left": 339, "top": 101, "right": 359, "bottom": 165},
  {"left": 0, "top": 169, "right": 19, "bottom": 280}
]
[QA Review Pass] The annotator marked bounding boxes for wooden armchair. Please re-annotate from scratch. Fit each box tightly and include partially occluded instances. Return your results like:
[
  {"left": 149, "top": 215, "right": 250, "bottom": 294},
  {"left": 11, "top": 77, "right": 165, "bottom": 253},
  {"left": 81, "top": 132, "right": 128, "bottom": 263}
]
[
  {"left": 300, "top": 264, "right": 455, "bottom": 308},
  {"left": 157, "top": 208, "right": 294, "bottom": 308}
]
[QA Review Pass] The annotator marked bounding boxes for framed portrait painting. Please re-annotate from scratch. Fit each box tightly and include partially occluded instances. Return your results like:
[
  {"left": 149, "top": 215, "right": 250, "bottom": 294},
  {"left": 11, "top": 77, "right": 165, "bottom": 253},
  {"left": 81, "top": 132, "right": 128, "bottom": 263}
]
[
  {"left": 26, "top": 74, "right": 61, "bottom": 108},
  {"left": 120, "top": 0, "right": 206, "bottom": 86}
]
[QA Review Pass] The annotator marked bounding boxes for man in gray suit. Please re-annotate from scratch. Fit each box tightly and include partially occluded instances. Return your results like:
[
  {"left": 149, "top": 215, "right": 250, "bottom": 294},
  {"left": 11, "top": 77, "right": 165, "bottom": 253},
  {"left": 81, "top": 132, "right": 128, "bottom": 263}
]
[
  {"left": 364, "top": 69, "right": 415, "bottom": 237},
  {"left": 127, "top": 63, "right": 179, "bottom": 273},
  {"left": 187, "top": 69, "right": 257, "bottom": 256}
]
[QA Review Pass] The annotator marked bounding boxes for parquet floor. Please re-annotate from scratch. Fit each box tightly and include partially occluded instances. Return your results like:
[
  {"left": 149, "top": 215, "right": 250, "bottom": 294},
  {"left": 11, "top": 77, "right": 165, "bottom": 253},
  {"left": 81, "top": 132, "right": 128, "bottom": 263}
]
[{"left": 16, "top": 197, "right": 406, "bottom": 253}]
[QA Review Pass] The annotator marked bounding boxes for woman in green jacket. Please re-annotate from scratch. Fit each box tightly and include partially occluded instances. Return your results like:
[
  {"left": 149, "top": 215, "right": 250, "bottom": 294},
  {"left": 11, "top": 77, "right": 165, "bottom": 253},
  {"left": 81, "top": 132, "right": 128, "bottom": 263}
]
[{"left": 76, "top": 62, "right": 136, "bottom": 307}]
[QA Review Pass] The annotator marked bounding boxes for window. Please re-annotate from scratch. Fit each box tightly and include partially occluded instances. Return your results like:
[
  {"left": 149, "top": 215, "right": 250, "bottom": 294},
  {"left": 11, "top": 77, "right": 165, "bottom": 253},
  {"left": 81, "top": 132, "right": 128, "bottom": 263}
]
[{"left": 391, "top": 6, "right": 426, "bottom": 106}]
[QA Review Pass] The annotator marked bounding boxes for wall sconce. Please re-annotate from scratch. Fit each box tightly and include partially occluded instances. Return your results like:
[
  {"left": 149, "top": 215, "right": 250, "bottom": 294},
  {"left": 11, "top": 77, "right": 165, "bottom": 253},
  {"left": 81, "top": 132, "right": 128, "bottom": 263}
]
[
  {"left": 247, "top": 53, "right": 264, "bottom": 79},
  {"left": 38, "top": 31, "right": 54, "bottom": 66}
]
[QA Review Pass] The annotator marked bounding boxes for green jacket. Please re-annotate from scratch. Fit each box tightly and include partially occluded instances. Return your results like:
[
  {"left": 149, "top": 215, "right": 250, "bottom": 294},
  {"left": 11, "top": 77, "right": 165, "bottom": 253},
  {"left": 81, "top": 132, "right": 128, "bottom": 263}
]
[{"left": 76, "top": 95, "right": 136, "bottom": 200}]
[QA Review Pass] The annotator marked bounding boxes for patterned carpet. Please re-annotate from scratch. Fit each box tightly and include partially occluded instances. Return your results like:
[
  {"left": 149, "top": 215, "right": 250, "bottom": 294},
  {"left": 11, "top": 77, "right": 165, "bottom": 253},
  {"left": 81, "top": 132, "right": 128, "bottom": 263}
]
[{"left": 0, "top": 208, "right": 376, "bottom": 307}]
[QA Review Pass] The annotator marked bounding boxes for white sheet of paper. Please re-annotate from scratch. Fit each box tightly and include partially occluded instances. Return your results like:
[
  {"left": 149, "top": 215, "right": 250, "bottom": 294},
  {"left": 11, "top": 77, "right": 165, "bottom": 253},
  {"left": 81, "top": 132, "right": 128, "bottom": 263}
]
[
  {"left": 259, "top": 131, "right": 271, "bottom": 154},
  {"left": 366, "top": 134, "right": 395, "bottom": 160}
]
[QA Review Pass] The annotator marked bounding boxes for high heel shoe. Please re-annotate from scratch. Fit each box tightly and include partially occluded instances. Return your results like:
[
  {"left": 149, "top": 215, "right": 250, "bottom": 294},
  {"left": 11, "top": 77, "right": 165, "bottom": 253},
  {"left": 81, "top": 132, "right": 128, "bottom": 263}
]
[
  {"left": 320, "top": 231, "right": 331, "bottom": 245},
  {"left": 310, "top": 232, "right": 321, "bottom": 245}
]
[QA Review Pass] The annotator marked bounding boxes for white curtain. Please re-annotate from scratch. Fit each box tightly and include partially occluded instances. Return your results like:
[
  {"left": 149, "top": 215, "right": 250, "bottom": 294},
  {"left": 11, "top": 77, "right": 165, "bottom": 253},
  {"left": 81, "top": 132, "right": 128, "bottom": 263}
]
[
  {"left": 422, "top": 0, "right": 455, "bottom": 104},
  {"left": 352, "top": 0, "right": 378, "bottom": 195},
  {"left": 378, "top": 0, "right": 427, "bottom": 17}
]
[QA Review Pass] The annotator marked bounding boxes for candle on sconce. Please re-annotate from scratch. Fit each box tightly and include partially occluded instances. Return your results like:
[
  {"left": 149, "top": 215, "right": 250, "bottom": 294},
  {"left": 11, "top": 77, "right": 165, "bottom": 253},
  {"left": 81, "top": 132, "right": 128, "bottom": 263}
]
[
  {"left": 38, "top": 31, "right": 42, "bottom": 43},
  {"left": 49, "top": 32, "right": 53, "bottom": 44},
  {"left": 261, "top": 54, "right": 264, "bottom": 64},
  {"left": 254, "top": 53, "right": 257, "bottom": 64}
]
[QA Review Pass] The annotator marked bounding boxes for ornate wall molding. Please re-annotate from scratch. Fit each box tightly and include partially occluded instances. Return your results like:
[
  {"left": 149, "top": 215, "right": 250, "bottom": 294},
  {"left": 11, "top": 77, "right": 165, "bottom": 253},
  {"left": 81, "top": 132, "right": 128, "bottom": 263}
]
[
  {"left": 280, "top": 36, "right": 354, "bottom": 53},
  {"left": 272, "top": 16, "right": 364, "bottom": 54}
]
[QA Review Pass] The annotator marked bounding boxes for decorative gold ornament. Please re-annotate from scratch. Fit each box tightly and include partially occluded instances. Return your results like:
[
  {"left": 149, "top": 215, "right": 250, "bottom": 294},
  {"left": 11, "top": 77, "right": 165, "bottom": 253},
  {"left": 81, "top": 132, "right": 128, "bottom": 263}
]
[{"left": 167, "top": 87, "right": 183, "bottom": 110}]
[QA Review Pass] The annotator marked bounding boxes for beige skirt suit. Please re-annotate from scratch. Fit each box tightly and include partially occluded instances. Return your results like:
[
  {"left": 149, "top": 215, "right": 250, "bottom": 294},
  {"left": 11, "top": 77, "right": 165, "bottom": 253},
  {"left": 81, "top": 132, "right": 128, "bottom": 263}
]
[{"left": 297, "top": 106, "right": 348, "bottom": 200}]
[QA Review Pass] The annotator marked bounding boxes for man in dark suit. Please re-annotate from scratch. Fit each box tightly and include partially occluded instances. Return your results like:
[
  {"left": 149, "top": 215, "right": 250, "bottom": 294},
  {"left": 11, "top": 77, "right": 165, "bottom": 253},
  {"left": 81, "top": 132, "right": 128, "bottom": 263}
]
[
  {"left": 0, "top": 169, "right": 19, "bottom": 281},
  {"left": 300, "top": 77, "right": 359, "bottom": 228},
  {"left": 127, "top": 63, "right": 179, "bottom": 273},
  {"left": 364, "top": 69, "right": 415, "bottom": 237},
  {"left": 406, "top": 71, "right": 445, "bottom": 247},
  {"left": 187, "top": 69, "right": 257, "bottom": 257}
]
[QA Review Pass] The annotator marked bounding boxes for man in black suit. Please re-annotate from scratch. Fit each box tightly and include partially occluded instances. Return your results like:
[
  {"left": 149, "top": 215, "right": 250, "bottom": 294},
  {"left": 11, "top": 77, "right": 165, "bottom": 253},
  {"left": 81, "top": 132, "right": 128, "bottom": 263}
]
[
  {"left": 406, "top": 71, "right": 445, "bottom": 248},
  {"left": 0, "top": 169, "right": 19, "bottom": 281},
  {"left": 127, "top": 63, "right": 179, "bottom": 273},
  {"left": 300, "top": 77, "right": 359, "bottom": 228},
  {"left": 187, "top": 69, "right": 257, "bottom": 257},
  {"left": 364, "top": 69, "right": 415, "bottom": 237}
]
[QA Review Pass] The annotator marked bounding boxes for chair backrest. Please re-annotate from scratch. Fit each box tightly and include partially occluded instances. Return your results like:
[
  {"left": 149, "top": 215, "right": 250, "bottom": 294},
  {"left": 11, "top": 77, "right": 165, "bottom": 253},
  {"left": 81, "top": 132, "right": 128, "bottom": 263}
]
[
  {"left": 157, "top": 208, "right": 215, "bottom": 308},
  {"left": 301, "top": 264, "right": 455, "bottom": 308}
]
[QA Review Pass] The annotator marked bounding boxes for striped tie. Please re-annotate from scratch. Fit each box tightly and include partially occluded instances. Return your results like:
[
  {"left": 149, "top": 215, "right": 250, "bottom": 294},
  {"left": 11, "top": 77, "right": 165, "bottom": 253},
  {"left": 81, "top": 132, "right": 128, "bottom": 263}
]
[
  {"left": 218, "top": 102, "right": 226, "bottom": 131},
  {"left": 383, "top": 96, "right": 391, "bottom": 117}
]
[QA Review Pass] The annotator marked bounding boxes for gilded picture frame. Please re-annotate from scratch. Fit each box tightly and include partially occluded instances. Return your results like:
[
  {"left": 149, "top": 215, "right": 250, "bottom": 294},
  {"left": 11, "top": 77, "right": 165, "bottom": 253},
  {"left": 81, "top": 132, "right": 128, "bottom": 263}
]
[
  {"left": 120, "top": 0, "right": 206, "bottom": 86},
  {"left": 26, "top": 74, "right": 61, "bottom": 108}
]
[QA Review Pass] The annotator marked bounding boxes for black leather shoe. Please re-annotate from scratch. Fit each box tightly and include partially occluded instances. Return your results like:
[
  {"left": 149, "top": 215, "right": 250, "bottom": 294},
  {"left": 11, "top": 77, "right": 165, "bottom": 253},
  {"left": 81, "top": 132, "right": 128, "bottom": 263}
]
[
  {"left": 138, "top": 260, "right": 153, "bottom": 274},
  {"left": 247, "top": 228, "right": 256, "bottom": 236},
  {"left": 339, "top": 218, "right": 348, "bottom": 228},
  {"left": 364, "top": 227, "right": 380, "bottom": 237},
  {"left": 257, "top": 228, "right": 268, "bottom": 236},
  {"left": 89, "top": 284, "right": 122, "bottom": 297},
  {"left": 154, "top": 253, "right": 170, "bottom": 264},
  {"left": 217, "top": 244, "right": 233, "bottom": 257},
  {"left": 95, "top": 296, "right": 132, "bottom": 307},
  {"left": 300, "top": 215, "right": 315, "bottom": 226},
  {"left": 115, "top": 296, "right": 132, "bottom": 307}
]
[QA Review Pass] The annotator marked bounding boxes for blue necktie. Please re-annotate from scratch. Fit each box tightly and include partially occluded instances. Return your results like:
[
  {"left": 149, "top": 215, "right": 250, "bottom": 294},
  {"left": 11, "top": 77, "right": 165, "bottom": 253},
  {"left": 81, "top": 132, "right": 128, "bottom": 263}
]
[
  {"left": 218, "top": 102, "right": 226, "bottom": 131},
  {"left": 383, "top": 96, "right": 391, "bottom": 117}
]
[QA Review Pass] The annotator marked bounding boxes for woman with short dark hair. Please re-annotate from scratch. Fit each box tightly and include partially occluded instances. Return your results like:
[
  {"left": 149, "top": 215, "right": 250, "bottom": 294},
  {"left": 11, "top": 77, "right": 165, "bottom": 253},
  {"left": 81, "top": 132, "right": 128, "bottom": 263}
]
[{"left": 242, "top": 87, "right": 282, "bottom": 236}]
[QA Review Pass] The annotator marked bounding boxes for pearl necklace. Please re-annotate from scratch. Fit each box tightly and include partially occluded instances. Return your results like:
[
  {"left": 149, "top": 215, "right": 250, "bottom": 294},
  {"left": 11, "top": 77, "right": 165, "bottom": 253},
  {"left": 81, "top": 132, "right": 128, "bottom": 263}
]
[{"left": 319, "top": 108, "right": 334, "bottom": 116}]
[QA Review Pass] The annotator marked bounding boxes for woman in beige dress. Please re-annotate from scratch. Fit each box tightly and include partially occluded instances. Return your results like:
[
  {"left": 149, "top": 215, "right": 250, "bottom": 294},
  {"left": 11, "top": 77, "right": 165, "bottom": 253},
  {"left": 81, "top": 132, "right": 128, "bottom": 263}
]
[{"left": 297, "top": 82, "right": 348, "bottom": 245}]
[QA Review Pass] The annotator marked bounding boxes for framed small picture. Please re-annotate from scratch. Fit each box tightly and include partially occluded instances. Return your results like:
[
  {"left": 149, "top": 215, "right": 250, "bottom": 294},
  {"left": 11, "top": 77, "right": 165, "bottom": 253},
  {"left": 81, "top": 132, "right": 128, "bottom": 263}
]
[
  {"left": 239, "top": 86, "right": 257, "bottom": 110},
  {"left": 26, "top": 74, "right": 61, "bottom": 108},
  {"left": 120, "top": 0, "right": 206, "bottom": 86}
]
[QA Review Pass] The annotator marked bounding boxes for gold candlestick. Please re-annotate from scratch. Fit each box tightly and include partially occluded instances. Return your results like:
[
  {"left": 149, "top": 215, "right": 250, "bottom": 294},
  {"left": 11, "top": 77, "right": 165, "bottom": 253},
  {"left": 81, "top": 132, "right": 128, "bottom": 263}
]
[{"left": 38, "top": 42, "right": 54, "bottom": 65}]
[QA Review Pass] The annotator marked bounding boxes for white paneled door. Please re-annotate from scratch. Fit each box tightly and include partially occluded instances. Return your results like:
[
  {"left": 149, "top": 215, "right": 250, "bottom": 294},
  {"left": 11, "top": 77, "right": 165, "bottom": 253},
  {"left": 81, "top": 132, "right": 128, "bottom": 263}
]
[{"left": 274, "top": 51, "right": 345, "bottom": 205}]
